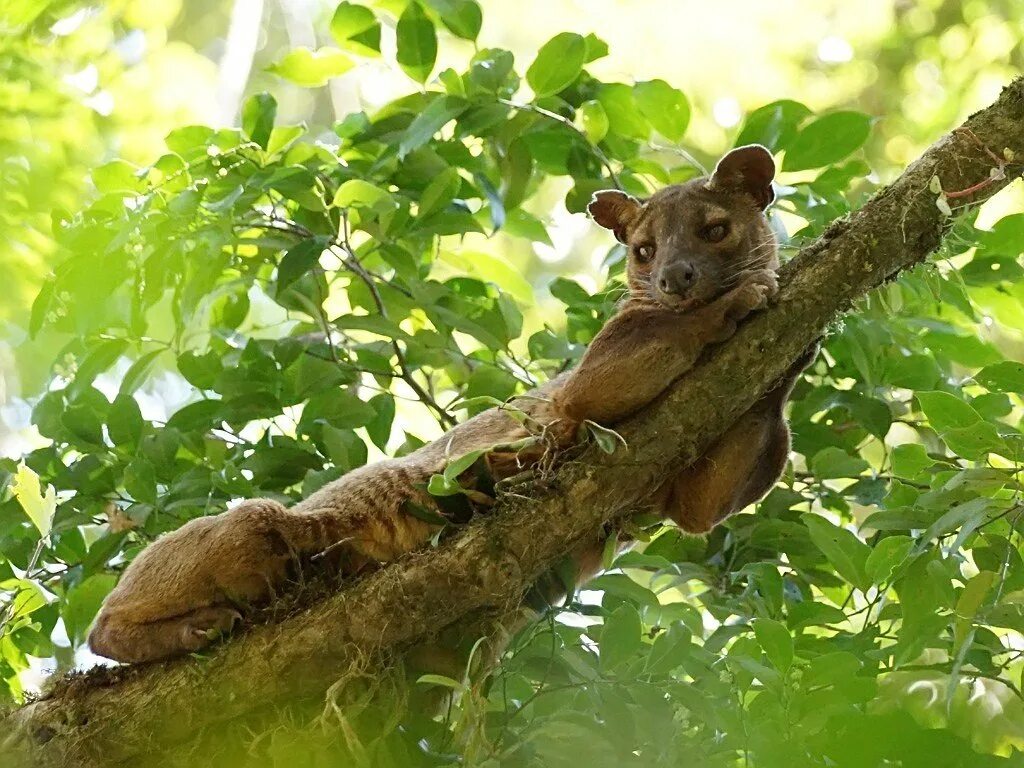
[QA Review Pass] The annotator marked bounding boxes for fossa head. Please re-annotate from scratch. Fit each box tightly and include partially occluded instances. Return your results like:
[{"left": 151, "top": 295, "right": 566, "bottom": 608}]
[{"left": 589, "top": 145, "right": 779, "bottom": 312}]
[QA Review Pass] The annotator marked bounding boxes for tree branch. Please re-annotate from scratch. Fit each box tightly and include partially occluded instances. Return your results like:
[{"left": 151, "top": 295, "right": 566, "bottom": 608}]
[{"left": 5, "top": 79, "right": 1024, "bottom": 768}]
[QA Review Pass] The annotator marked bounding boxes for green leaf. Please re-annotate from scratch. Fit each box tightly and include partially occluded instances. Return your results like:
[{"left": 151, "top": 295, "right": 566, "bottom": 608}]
[
  {"left": 108, "top": 394, "right": 145, "bottom": 447},
  {"left": 782, "top": 111, "right": 872, "bottom": 172},
  {"left": 916, "top": 391, "right": 985, "bottom": 432},
  {"left": 504, "top": 209, "right": 552, "bottom": 245},
  {"left": 954, "top": 570, "right": 995, "bottom": 652},
  {"left": 803, "top": 513, "right": 871, "bottom": 591},
  {"left": 439, "top": 250, "right": 535, "bottom": 305},
  {"left": 582, "top": 32, "right": 609, "bottom": 63},
  {"left": 72, "top": 339, "right": 129, "bottom": 393},
  {"left": 267, "top": 47, "right": 354, "bottom": 87},
  {"left": 396, "top": 2, "right": 437, "bottom": 83},
  {"left": 882, "top": 353, "right": 942, "bottom": 390},
  {"left": 575, "top": 99, "right": 609, "bottom": 144},
  {"left": 752, "top": 618, "right": 793, "bottom": 671},
  {"left": 526, "top": 32, "right": 586, "bottom": 97},
  {"left": 442, "top": 449, "right": 487, "bottom": 483},
  {"left": 63, "top": 574, "right": 118, "bottom": 644},
  {"left": 91, "top": 159, "right": 143, "bottom": 194},
  {"left": 3, "top": 580, "right": 47, "bottom": 627},
  {"left": 736, "top": 100, "right": 810, "bottom": 152},
  {"left": 644, "top": 622, "right": 691, "bottom": 675},
  {"left": 983, "top": 603, "right": 1024, "bottom": 633},
  {"left": 890, "top": 443, "right": 933, "bottom": 480},
  {"left": 241, "top": 92, "right": 277, "bottom": 149},
  {"left": 266, "top": 125, "right": 304, "bottom": 156},
  {"left": 416, "top": 673, "right": 466, "bottom": 691},
  {"left": 423, "top": 0, "right": 482, "bottom": 40},
  {"left": 365, "top": 394, "right": 395, "bottom": 451},
  {"left": 399, "top": 95, "right": 468, "bottom": 159},
  {"left": 331, "top": 179, "right": 392, "bottom": 209},
  {"left": 975, "top": 361, "right": 1024, "bottom": 392},
  {"left": 895, "top": 554, "right": 949, "bottom": 665},
  {"left": 811, "top": 446, "right": 869, "bottom": 480},
  {"left": 787, "top": 602, "right": 848, "bottom": 630},
  {"left": 402, "top": 499, "right": 449, "bottom": 526},
  {"left": 586, "top": 574, "right": 659, "bottom": 607},
  {"left": 118, "top": 349, "right": 165, "bottom": 397},
  {"left": 329, "top": 2, "right": 381, "bottom": 56},
  {"left": 941, "top": 423, "right": 1007, "bottom": 460},
  {"left": 596, "top": 83, "right": 649, "bottom": 141},
  {"left": 920, "top": 497, "right": 997, "bottom": 545},
  {"left": 864, "top": 535, "right": 913, "bottom": 585},
  {"left": 418, "top": 166, "right": 461, "bottom": 218},
  {"left": 633, "top": 80, "right": 690, "bottom": 142},
  {"left": 12, "top": 462, "right": 56, "bottom": 538},
  {"left": 124, "top": 458, "right": 157, "bottom": 504},
  {"left": 427, "top": 473, "right": 462, "bottom": 496},
  {"left": 585, "top": 420, "right": 626, "bottom": 454},
  {"left": 599, "top": 603, "right": 642, "bottom": 671},
  {"left": 277, "top": 238, "right": 326, "bottom": 293},
  {"left": 916, "top": 390, "right": 1005, "bottom": 459}
]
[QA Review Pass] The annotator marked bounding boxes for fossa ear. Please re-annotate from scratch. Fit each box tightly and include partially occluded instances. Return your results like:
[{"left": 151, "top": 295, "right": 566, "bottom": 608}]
[
  {"left": 707, "top": 144, "right": 776, "bottom": 210},
  {"left": 588, "top": 190, "right": 643, "bottom": 243}
]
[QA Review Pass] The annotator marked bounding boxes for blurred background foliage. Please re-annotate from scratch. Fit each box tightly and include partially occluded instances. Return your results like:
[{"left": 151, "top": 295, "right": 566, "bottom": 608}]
[{"left": 2, "top": 0, "right": 1024, "bottom": 765}]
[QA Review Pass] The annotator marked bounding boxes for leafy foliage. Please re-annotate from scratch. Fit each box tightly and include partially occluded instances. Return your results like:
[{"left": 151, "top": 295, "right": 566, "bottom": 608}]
[{"left": 4, "top": 1, "right": 1024, "bottom": 764}]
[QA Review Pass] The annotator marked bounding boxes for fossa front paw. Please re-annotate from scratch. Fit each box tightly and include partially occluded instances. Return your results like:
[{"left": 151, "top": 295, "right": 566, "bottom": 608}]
[{"left": 726, "top": 269, "right": 778, "bottom": 320}]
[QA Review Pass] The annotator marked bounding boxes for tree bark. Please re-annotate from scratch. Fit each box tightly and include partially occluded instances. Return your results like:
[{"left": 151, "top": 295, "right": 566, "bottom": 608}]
[{"left": 4, "top": 78, "right": 1024, "bottom": 768}]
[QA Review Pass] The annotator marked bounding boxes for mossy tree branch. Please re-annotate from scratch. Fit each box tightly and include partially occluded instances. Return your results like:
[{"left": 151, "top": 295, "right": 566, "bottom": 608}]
[{"left": 5, "top": 78, "right": 1024, "bottom": 768}]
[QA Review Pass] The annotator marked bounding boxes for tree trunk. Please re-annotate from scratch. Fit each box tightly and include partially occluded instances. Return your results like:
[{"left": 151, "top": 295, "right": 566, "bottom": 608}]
[{"left": 4, "top": 78, "right": 1023, "bottom": 768}]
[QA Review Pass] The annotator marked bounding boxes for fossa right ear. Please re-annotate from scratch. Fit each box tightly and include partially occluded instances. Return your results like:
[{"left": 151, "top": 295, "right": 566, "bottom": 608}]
[
  {"left": 707, "top": 144, "right": 776, "bottom": 210},
  {"left": 588, "top": 189, "right": 643, "bottom": 243}
]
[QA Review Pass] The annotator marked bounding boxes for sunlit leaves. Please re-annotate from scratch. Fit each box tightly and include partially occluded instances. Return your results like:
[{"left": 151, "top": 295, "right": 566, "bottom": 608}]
[
  {"left": 11, "top": 3, "right": 1024, "bottom": 762},
  {"left": 241, "top": 92, "right": 277, "bottom": 149},
  {"left": 91, "top": 160, "right": 143, "bottom": 194},
  {"left": 803, "top": 513, "right": 871, "bottom": 591},
  {"left": 975, "top": 360, "right": 1024, "bottom": 391},
  {"left": 633, "top": 79, "right": 690, "bottom": 142},
  {"left": 575, "top": 99, "right": 609, "bottom": 144},
  {"left": 864, "top": 535, "right": 913, "bottom": 584},
  {"left": 736, "top": 99, "right": 811, "bottom": 152},
  {"left": 62, "top": 575, "right": 118, "bottom": 644},
  {"left": 331, "top": 179, "right": 392, "bottom": 209},
  {"left": 267, "top": 47, "right": 354, "bottom": 87},
  {"left": 752, "top": 618, "right": 793, "bottom": 672},
  {"left": 398, "top": 95, "right": 468, "bottom": 158},
  {"left": 526, "top": 32, "right": 586, "bottom": 97},
  {"left": 916, "top": 390, "right": 1006, "bottom": 459},
  {"left": 396, "top": 2, "right": 437, "bottom": 83},
  {"left": 811, "top": 446, "right": 869, "bottom": 479},
  {"left": 423, "top": 0, "right": 482, "bottom": 41},
  {"left": 782, "top": 111, "right": 873, "bottom": 171},
  {"left": 599, "top": 603, "right": 642, "bottom": 671},
  {"left": 329, "top": 2, "right": 381, "bottom": 56},
  {"left": 417, "top": 166, "right": 461, "bottom": 218},
  {"left": 12, "top": 463, "right": 56, "bottom": 539},
  {"left": 596, "top": 83, "right": 649, "bottom": 140},
  {"left": 276, "top": 238, "right": 327, "bottom": 293}
]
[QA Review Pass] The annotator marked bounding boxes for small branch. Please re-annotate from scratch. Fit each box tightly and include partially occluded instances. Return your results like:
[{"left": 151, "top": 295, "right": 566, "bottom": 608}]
[{"left": 333, "top": 212, "right": 456, "bottom": 428}]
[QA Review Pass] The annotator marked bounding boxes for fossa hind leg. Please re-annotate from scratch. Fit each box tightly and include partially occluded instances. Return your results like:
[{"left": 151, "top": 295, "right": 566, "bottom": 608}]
[
  {"left": 657, "top": 343, "right": 818, "bottom": 533},
  {"left": 89, "top": 498, "right": 351, "bottom": 662},
  {"left": 89, "top": 605, "right": 243, "bottom": 663}
]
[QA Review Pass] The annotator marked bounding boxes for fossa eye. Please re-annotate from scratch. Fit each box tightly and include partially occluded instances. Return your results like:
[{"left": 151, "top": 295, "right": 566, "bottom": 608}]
[
  {"left": 703, "top": 223, "right": 728, "bottom": 242},
  {"left": 635, "top": 244, "right": 655, "bottom": 262}
]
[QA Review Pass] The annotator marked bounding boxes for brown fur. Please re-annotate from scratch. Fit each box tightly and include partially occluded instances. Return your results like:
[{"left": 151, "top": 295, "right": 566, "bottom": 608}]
[{"left": 89, "top": 145, "right": 816, "bottom": 664}]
